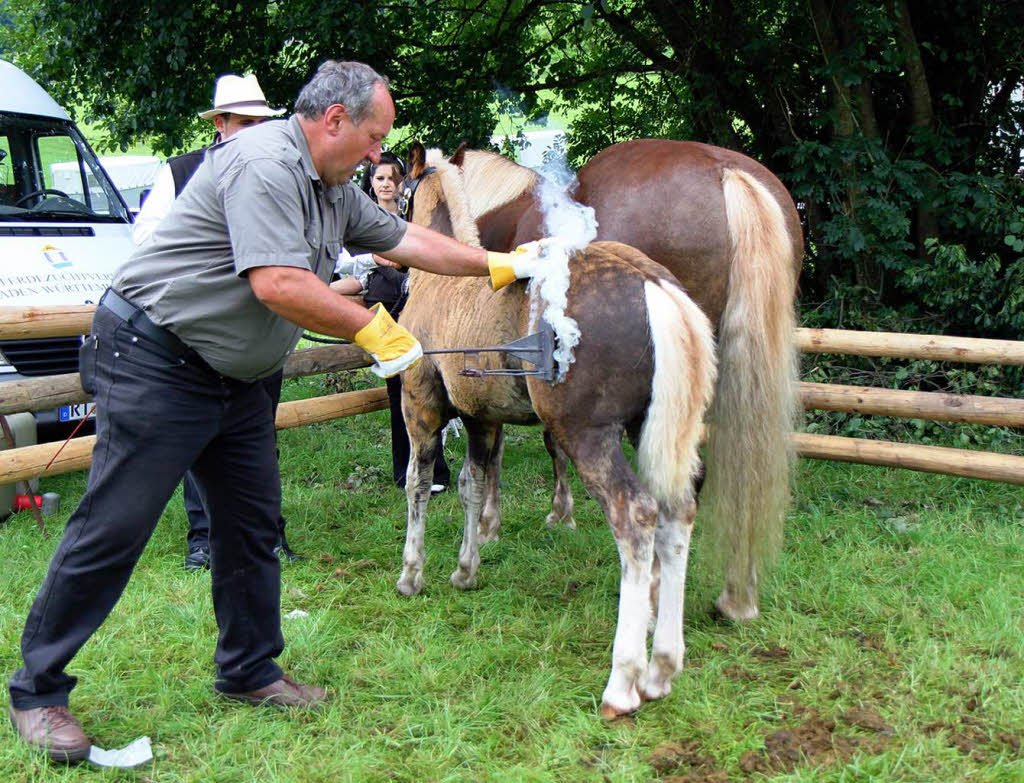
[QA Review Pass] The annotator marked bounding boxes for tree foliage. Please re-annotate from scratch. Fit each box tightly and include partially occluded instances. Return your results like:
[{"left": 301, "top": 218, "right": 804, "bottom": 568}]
[{"left": 2, "top": 0, "right": 1021, "bottom": 338}]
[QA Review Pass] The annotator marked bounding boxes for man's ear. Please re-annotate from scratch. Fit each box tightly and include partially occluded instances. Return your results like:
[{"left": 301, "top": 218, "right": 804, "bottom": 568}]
[{"left": 323, "top": 104, "right": 348, "bottom": 133}]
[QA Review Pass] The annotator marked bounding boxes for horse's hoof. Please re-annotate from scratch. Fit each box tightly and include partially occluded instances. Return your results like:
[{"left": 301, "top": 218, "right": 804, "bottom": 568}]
[
  {"left": 545, "top": 512, "right": 576, "bottom": 530},
  {"left": 599, "top": 697, "right": 641, "bottom": 720},
  {"left": 712, "top": 595, "right": 759, "bottom": 623},
  {"left": 450, "top": 570, "right": 477, "bottom": 590},
  {"left": 638, "top": 676, "right": 672, "bottom": 702},
  {"left": 600, "top": 683, "right": 642, "bottom": 719},
  {"left": 396, "top": 575, "right": 423, "bottom": 596},
  {"left": 478, "top": 529, "right": 500, "bottom": 544}
]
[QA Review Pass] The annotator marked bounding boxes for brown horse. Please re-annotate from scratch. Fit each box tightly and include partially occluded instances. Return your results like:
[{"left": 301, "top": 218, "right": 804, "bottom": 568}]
[
  {"left": 421, "top": 139, "right": 802, "bottom": 622},
  {"left": 396, "top": 147, "right": 717, "bottom": 717}
]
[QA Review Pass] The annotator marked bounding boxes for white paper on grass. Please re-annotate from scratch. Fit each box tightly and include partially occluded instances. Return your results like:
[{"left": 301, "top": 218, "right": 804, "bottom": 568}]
[
  {"left": 87, "top": 735, "right": 153, "bottom": 768},
  {"left": 528, "top": 159, "right": 598, "bottom": 382}
]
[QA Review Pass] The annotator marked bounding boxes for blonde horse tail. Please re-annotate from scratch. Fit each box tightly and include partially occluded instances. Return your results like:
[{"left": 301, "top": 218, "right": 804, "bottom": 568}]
[
  {"left": 637, "top": 279, "right": 717, "bottom": 512},
  {"left": 703, "top": 167, "right": 800, "bottom": 621}
]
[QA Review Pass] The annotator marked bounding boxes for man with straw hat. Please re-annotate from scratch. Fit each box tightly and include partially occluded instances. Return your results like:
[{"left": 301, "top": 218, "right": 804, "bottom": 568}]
[{"left": 134, "top": 73, "right": 287, "bottom": 242}]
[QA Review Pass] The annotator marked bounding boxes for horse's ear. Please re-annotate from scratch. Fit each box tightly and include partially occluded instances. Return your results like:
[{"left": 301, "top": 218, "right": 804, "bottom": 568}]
[
  {"left": 449, "top": 142, "right": 468, "bottom": 168},
  {"left": 408, "top": 141, "right": 426, "bottom": 178}
]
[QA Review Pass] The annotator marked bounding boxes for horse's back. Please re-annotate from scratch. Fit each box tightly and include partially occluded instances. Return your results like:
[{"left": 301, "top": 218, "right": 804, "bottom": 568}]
[{"left": 573, "top": 139, "right": 801, "bottom": 323}]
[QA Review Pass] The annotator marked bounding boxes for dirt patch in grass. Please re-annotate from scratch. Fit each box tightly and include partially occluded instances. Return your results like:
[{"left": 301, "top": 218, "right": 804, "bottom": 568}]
[
  {"left": 737, "top": 701, "right": 891, "bottom": 776},
  {"left": 841, "top": 706, "right": 894, "bottom": 734},
  {"left": 923, "top": 715, "right": 1023, "bottom": 762},
  {"left": 648, "top": 700, "right": 895, "bottom": 779},
  {"left": 648, "top": 739, "right": 728, "bottom": 782}
]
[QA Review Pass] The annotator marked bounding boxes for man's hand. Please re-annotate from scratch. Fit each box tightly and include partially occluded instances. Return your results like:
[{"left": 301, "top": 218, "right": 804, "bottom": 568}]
[
  {"left": 487, "top": 240, "right": 551, "bottom": 290},
  {"left": 352, "top": 303, "right": 423, "bottom": 378}
]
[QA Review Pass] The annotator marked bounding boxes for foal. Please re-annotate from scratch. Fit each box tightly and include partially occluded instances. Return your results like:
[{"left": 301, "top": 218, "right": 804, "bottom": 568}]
[{"left": 396, "top": 149, "right": 717, "bottom": 717}]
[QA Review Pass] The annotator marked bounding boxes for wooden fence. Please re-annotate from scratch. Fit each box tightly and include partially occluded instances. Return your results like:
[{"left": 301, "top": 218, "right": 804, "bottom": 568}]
[{"left": 2, "top": 305, "right": 1023, "bottom": 488}]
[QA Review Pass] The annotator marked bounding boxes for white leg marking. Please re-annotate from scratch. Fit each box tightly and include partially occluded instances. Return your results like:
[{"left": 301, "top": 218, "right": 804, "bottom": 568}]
[
  {"left": 601, "top": 560, "right": 652, "bottom": 717},
  {"left": 640, "top": 508, "right": 693, "bottom": 700},
  {"left": 451, "top": 457, "right": 484, "bottom": 589},
  {"left": 397, "top": 452, "right": 431, "bottom": 596}
]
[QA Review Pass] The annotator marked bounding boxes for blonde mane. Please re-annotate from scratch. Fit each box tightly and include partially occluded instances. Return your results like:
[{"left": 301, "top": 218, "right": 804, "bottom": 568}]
[
  {"left": 459, "top": 149, "right": 539, "bottom": 219},
  {"left": 417, "top": 148, "right": 539, "bottom": 247},
  {"left": 423, "top": 148, "right": 481, "bottom": 247}
]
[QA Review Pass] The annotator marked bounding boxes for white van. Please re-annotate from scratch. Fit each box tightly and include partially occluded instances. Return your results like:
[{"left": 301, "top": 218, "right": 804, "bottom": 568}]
[{"left": 0, "top": 60, "right": 135, "bottom": 431}]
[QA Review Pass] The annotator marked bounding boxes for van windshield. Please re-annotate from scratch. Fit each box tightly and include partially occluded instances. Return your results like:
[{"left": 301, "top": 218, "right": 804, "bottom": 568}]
[{"left": 0, "top": 113, "right": 130, "bottom": 223}]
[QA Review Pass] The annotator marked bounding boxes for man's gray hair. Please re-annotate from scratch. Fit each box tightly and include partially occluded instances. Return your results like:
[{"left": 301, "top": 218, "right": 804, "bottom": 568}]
[{"left": 295, "top": 60, "right": 389, "bottom": 123}]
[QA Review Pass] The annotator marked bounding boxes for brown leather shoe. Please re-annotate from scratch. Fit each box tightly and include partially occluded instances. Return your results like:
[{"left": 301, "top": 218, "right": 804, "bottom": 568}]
[
  {"left": 220, "top": 674, "right": 328, "bottom": 709},
  {"left": 8, "top": 704, "right": 90, "bottom": 763}
]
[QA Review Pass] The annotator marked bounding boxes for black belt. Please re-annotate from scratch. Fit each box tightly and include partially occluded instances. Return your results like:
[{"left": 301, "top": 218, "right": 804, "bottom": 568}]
[{"left": 98, "top": 288, "right": 193, "bottom": 359}]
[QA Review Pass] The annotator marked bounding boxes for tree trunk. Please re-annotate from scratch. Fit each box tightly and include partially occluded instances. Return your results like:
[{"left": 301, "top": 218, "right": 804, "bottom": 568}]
[
  {"left": 809, "top": 0, "right": 881, "bottom": 292},
  {"left": 893, "top": 0, "right": 940, "bottom": 251}
]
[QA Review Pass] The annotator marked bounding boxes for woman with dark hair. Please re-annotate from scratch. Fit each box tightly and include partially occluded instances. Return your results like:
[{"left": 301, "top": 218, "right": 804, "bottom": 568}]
[{"left": 342, "top": 152, "right": 451, "bottom": 493}]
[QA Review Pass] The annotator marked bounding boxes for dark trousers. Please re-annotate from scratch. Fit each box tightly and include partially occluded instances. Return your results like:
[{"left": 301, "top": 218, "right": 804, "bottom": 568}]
[
  {"left": 387, "top": 374, "right": 450, "bottom": 488},
  {"left": 8, "top": 305, "right": 284, "bottom": 708},
  {"left": 182, "top": 372, "right": 287, "bottom": 551}
]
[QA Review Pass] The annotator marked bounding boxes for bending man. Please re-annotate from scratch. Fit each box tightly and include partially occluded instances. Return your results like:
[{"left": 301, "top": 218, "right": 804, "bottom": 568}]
[{"left": 8, "top": 59, "right": 537, "bottom": 762}]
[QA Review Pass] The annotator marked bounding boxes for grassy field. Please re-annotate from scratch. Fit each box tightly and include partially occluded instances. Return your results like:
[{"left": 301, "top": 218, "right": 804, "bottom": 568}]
[{"left": 1, "top": 372, "right": 1022, "bottom": 781}]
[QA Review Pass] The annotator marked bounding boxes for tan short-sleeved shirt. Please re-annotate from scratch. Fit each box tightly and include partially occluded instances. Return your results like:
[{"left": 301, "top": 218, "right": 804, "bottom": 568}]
[{"left": 114, "top": 115, "right": 406, "bottom": 381}]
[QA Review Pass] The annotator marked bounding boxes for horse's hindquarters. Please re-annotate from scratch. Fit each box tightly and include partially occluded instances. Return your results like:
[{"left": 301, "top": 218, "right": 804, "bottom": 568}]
[{"left": 526, "top": 242, "right": 662, "bottom": 436}]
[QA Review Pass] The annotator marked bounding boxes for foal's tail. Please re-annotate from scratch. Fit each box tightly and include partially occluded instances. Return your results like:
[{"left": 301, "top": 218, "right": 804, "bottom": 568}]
[
  {"left": 703, "top": 168, "right": 800, "bottom": 619},
  {"left": 636, "top": 280, "right": 717, "bottom": 511}
]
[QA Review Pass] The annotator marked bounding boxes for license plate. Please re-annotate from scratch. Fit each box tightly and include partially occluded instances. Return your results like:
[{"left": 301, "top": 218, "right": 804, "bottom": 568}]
[{"left": 58, "top": 403, "right": 91, "bottom": 422}]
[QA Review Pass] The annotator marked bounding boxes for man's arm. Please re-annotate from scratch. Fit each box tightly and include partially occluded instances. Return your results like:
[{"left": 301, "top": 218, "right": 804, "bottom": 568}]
[
  {"left": 377, "top": 221, "right": 489, "bottom": 275},
  {"left": 330, "top": 276, "right": 364, "bottom": 296},
  {"left": 377, "top": 222, "right": 546, "bottom": 290},
  {"left": 249, "top": 265, "right": 421, "bottom": 378},
  {"left": 248, "top": 266, "right": 373, "bottom": 337}
]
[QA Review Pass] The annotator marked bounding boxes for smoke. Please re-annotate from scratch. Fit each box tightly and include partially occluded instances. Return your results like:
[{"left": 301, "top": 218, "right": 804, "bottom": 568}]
[{"left": 528, "top": 150, "right": 598, "bottom": 382}]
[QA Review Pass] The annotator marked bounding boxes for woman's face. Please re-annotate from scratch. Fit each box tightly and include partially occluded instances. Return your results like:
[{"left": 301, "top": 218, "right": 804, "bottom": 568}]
[{"left": 371, "top": 164, "right": 400, "bottom": 205}]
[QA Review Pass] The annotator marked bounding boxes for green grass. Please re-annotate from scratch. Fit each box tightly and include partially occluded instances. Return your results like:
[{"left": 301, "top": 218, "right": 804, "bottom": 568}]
[{"left": 1, "top": 375, "right": 1022, "bottom": 781}]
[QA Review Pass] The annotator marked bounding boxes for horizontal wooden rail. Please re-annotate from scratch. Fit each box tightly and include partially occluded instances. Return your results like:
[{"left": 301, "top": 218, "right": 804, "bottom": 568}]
[
  {"left": 793, "top": 432, "right": 1024, "bottom": 485},
  {"left": 0, "top": 387, "right": 387, "bottom": 484},
  {"left": 7, "top": 372, "right": 1021, "bottom": 432},
  {"left": 4, "top": 305, "right": 1024, "bottom": 366},
  {"left": 6, "top": 415, "right": 1018, "bottom": 489},
  {"left": 0, "top": 305, "right": 97, "bottom": 339},
  {"left": 0, "top": 344, "right": 372, "bottom": 416},
  {"left": 799, "top": 382, "right": 1024, "bottom": 427},
  {"left": 0, "top": 299, "right": 365, "bottom": 341},
  {"left": 796, "top": 328, "right": 1024, "bottom": 365}
]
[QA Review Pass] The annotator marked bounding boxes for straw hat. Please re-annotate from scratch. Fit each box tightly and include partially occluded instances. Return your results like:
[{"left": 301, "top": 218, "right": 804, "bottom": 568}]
[{"left": 197, "top": 74, "right": 285, "bottom": 120}]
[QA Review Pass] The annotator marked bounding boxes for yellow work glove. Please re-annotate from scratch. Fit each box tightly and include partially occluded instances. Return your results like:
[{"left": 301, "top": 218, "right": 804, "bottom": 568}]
[
  {"left": 487, "top": 240, "right": 550, "bottom": 291},
  {"left": 352, "top": 303, "right": 423, "bottom": 378}
]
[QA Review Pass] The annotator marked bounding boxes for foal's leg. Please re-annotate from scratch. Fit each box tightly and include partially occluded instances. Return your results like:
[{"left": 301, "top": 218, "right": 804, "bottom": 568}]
[
  {"left": 640, "top": 496, "right": 697, "bottom": 701},
  {"left": 562, "top": 427, "right": 658, "bottom": 719},
  {"left": 543, "top": 428, "right": 576, "bottom": 530},
  {"left": 477, "top": 425, "right": 504, "bottom": 543},
  {"left": 397, "top": 399, "right": 446, "bottom": 597},
  {"left": 452, "top": 420, "right": 502, "bottom": 589}
]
